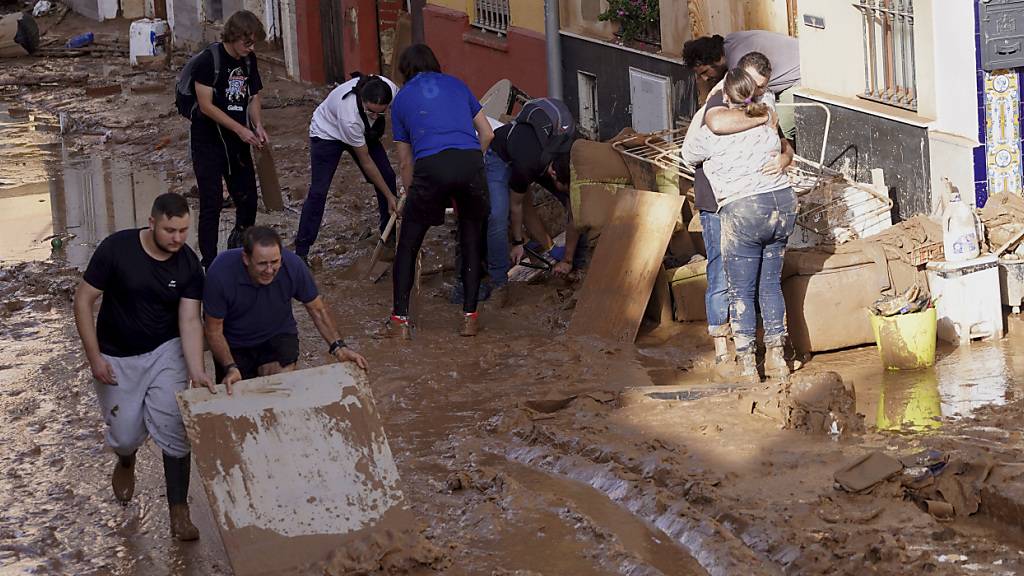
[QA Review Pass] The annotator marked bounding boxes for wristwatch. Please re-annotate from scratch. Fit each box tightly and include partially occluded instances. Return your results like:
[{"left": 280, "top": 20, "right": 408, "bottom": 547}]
[
  {"left": 511, "top": 238, "right": 525, "bottom": 246},
  {"left": 224, "top": 362, "right": 238, "bottom": 373},
  {"left": 328, "top": 339, "right": 347, "bottom": 355}
]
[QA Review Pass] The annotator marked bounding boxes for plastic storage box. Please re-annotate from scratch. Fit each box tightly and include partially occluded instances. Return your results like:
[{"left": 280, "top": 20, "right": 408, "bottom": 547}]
[
  {"left": 999, "top": 257, "right": 1024, "bottom": 314},
  {"left": 926, "top": 255, "right": 1003, "bottom": 345},
  {"left": 129, "top": 18, "right": 168, "bottom": 66}
]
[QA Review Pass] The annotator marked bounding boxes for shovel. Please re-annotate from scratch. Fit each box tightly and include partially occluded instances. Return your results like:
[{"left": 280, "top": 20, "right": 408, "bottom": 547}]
[{"left": 367, "top": 194, "right": 406, "bottom": 281}]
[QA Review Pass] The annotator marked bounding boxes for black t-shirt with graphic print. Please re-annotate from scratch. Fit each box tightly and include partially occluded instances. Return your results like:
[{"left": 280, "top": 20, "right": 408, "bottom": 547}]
[
  {"left": 83, "top": 229, "right": 205, "bottom": 358},
  {"left": 190, "top": 43, "right": 263, "bottom": 146}
]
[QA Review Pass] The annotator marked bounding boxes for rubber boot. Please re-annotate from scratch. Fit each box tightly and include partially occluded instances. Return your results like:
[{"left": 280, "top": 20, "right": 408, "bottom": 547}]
[
  {"left": 460, "top": 312, "right": 479, "bottom": 337},
  {"left": 765, "top": 346, "right": 791, "bottom": 384},
  {"left": 736, "top": 350, "right": 760, "bottom": 385},
  {"left": 112, "top": 451, "right": 136, "bottom": 505},
  {"left": 163, "top": 453, "right": 199, "bottom": 541}
]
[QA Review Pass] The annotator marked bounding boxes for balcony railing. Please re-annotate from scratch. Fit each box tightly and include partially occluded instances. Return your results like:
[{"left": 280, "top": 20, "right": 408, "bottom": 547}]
[
  {"left": 853, "top": 0, "right": 917, "bottom": 111},
  {"left": 473, "top": 0, "right": 510, "bottom": 35}
]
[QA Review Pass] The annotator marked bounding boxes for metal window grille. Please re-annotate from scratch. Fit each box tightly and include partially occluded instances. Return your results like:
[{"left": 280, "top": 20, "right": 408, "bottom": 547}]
[
  {"left": 854, "top": 0, "right": 917, "bottom": 111},
  {"left": 473, "top": 0, "right": 510, "bottom": 35}
]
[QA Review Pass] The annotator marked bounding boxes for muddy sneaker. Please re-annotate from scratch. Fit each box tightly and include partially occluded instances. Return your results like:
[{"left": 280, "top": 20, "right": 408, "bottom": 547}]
[
  {"left": 736, "top": 351, "right": 760, "bottom": 385},
  {"left": 765, "top": 346, "right": 791, "bottom": 383},
  {"left": 112, "top": 453, "right": 136, "bottom": 505},
  {"left": 382, "top": 315, "right": 412, "bottom": 340},
  {"left": 460, "top": 312, "right": 479, "bottom": 337},
  {"left": 169, "top": 503, "right": 200, "bottom": 541}
]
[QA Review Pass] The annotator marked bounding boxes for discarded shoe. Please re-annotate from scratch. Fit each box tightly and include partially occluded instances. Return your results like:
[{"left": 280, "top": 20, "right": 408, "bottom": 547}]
[
  {"left": 112, "top": 453, "right": 136, "bottom": 505},
  {"left": 169, "top": 503, "right": 200, "bottom": 541},
  {"left": 460, "top": 312, "right": 479, "bottom": 337},
  {"left": 383, "top": 315, "right": 412, "bottom": 340}
]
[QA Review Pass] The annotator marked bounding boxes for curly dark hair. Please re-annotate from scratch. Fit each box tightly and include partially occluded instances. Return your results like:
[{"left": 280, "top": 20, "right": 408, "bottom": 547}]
[{"left": 682, "top": 35, "right": 725, "bottom": 69}]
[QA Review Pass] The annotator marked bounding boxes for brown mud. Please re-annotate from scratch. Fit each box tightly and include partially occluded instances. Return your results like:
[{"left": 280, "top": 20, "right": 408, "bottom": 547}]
[{"left": 3, "top": 13, "right": 1024, "bottom": 576}]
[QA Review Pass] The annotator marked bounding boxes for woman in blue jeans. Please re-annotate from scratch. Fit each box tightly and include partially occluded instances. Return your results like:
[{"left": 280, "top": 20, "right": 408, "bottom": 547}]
[{"left": 682, "top": 67, "right": 796, "bottom": 383}]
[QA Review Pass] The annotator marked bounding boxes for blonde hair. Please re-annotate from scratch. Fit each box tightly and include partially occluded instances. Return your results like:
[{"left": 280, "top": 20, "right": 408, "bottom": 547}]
[{"left": 723, "top": 68, "right": 770, "bottom": 118}]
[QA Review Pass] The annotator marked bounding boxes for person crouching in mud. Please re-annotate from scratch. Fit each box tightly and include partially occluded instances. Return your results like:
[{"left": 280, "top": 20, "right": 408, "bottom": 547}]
[
  {"left": 385, "top": 44, "right": 494, "bottom": 338},
  {"left": 73, "top": 193, "right": 210, "bottom": 541},
  {"left": 682, "top": 67, "right": 797, "bottom": 384}
]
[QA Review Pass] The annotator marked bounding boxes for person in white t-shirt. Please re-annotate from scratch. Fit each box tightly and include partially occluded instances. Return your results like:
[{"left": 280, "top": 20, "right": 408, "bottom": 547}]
[{"left": 294, "top": 74, "right": 400, "bottom": 262}]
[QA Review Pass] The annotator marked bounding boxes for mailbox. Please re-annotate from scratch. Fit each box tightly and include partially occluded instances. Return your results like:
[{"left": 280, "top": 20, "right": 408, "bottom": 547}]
[{"left": 981, "top": 0, "right": 1024, "bottom": 70}]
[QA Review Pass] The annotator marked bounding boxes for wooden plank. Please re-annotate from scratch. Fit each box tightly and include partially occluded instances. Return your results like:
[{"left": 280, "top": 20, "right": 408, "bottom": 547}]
[
  {"left": 254, "top": 145, "right": 284, "bottom": 211},
  {"left": 568, "top": 189, "right": 684, "bottom": 342},
  {"left": 177, "top": 364, "right": 411, "bottom": 576}
]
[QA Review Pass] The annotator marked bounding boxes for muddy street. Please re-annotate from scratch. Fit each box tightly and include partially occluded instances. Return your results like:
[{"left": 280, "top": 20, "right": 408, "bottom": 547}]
[{"left": 4, "top": 11, "right": 1024, "bottom": 576}]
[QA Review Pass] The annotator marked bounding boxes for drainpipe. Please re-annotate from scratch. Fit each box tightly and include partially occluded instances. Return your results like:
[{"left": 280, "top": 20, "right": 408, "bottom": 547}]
[
  {"left": 410, "top": 0, "right": 425, "bottom": 44},
  {"left": 545, "top": 0, "right": 562, "bottom": 98}
]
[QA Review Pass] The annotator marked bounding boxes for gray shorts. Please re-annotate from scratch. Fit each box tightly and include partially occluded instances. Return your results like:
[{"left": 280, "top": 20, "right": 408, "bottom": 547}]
[{"left": 93, "top": 337, "right": 191, "bottom": 458}]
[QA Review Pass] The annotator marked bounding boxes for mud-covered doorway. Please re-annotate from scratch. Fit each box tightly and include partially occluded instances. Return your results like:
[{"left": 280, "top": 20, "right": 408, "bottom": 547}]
[{"left": 320, "top": 0, "right": 346, "bottom": 83}]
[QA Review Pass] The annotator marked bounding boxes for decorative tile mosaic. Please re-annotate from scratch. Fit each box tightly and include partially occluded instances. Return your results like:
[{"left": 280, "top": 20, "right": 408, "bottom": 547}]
[{"left": 985, "top": 69, "right": 1023, "bottom": 197}]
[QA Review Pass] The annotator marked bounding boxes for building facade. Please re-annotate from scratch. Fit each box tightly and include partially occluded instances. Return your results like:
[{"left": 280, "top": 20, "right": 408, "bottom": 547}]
[
  {"left": 420, "top": 0, "right": 548, "bottom": 98},
  {"left": 794, "top": 0, "right": 989, "bottom": 220},
  {"left": 558, "top": 0, "right": 794, "bottom": 140}
]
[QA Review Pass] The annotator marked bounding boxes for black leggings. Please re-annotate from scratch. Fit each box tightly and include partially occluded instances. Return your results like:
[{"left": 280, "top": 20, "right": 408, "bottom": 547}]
[{"left": 393, "top": 216, "right": 485, "bottom": 316}]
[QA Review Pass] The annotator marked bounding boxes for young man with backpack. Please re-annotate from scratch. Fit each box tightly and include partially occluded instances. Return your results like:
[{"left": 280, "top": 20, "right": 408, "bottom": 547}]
[
  {"left": 486, "top": 98, "right": 580, "bottom": 288},
  {"left": 177, "top": 10, "right": 267, "bottom": 269}
]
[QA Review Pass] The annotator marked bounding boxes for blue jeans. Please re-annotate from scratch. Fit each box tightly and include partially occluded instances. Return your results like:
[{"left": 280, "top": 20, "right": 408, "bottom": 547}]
[
  {"left": 295, "top": 137, "right": 396, "bottom": 258},
  {"left": 699, "top": 210, "right": 730, "bottom": 337},
  {"left": 484, "top": 149, "right": 511, "bottom": 286},
  {"left": 720, "top": 188, "right": 798, "bottom": 353}
]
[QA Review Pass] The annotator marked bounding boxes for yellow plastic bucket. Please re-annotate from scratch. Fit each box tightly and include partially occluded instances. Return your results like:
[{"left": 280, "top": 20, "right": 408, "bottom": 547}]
[{"left": 869, "top": 308, "right": 937, "bottom": 370}]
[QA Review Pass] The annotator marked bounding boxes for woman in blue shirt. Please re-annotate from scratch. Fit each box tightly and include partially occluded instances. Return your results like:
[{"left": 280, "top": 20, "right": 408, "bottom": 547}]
[{"left": 386, "top": 44, "right": 494, "bottom": 338}]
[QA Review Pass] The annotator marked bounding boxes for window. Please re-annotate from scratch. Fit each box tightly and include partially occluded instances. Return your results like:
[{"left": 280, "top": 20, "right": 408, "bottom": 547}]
[
  {"left": 854, "top": 0, "right": 917, "bottom": 111},
  {"left": 473, "top": 0, "right": 510, "bottom": 35}
]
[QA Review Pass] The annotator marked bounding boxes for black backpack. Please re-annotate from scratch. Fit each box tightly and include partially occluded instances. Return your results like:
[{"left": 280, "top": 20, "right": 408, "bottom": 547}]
[
  {"left": 175, "top": 42, "right": 222, "bottom": 119},
  {"left": 511, "top": 98, "right": 576, "bottom": 167}
]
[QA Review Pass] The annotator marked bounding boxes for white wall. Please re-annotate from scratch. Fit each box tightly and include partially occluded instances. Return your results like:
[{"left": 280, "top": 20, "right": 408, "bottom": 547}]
[{"left": 799, "top": 0, "right": 979, "bottom": 209}]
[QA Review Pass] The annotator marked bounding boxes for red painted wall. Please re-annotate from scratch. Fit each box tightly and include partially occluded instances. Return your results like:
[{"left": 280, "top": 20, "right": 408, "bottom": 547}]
[
  {"left": 423, "top": 4, "right": 548, "bottom": 99},
  {"left": 297, "top": 0, "right": 381, "bottom": 84},
  {"left": 296, "top": 0, "right": 325, "bottom": 83},
  {"left": 342, "top": 0, "right": 381, "bottom": 76}
]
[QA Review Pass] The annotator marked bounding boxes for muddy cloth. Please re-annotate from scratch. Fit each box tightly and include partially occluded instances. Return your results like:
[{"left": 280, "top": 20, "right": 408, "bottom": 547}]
[
  {"left": 93, "top": 337, "right": 191, "bottom": 458},
  {"left": 834, "top": 451, "right": 903, "bottom": 493},
  {"left": 189, "top": 43, "right": 262, "bottom": 146},
  {"left": 906, "top": 456, "right": 995, "bottom": 518},
  {"left": 203, "top": 248, "right": 318, "bottom": 348},
  {"left": 83, "top": 229, "right": 204, "bottom": 357}
]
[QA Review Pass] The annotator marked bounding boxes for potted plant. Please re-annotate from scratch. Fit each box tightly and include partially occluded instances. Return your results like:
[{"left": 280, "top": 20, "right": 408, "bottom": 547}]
[{"left": 599, "top": 0, "right": 661, "bottom": 45}]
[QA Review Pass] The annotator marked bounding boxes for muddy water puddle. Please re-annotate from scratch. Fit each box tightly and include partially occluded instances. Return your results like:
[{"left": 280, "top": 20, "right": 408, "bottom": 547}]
[{"left": 0, "top": 101, "right": 224, "bottom": 268}]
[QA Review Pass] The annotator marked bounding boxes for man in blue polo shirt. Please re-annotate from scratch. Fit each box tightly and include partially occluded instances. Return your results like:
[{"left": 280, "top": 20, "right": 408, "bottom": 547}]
[{"left": 203, "top": 225, "right": 367, "bottom": 391}]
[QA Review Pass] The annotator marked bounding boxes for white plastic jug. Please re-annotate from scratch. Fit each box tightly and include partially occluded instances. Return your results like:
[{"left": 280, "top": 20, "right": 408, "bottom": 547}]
[{"left": 943, "top": 188, "right": 980, "bottom": 262}]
